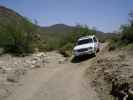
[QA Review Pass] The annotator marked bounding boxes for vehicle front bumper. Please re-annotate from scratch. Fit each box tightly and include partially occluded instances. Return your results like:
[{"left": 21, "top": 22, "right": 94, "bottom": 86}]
[{"left": 73, "top": 49, "right": 95, "bottom": 57}]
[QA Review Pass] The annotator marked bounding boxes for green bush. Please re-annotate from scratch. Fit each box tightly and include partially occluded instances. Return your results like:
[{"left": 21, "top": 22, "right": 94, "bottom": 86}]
[
  {"left": 109, "top": 11, "right": 133, "bottom": 51},
  {"left": 119, "top": 11, "right": 133, "bottom": 44},
  {"left": 59, "top": 43, "right": 74, "bottom": 57},
  {"left": 108, "top": 25, "right": 133, "bottom": 51},
  {"left": 120, "top": 25, "right": 133, "bottom": 43},
  {"left": 39, "top": 24, "right": 96, "bottom": 54},
  {"left": 57, "top": 25, "right": 96, "bottom": 56},
  {"left": 0, "top": 19, "right": 35, "bottom": 55},
  {"left": 108, "top": 34, "right": 128, "bottom": 51},
  {"left": 66, "top": 25, "right": 95, "bottom": 43}
]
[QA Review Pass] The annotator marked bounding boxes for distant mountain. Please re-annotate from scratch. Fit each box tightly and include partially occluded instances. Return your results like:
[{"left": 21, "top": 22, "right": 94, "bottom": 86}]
[
  {"left": 40, "top": 24, "right": 115, "bottom": 42},
  {"left": 46, "top": 24, "right": 73, "bottom": 29},
  {"left": 40, "top": 24, "right": 75, "bottom": 37},
  {"left": 0, "top": 5, "right": 116, "bottom": 44}
]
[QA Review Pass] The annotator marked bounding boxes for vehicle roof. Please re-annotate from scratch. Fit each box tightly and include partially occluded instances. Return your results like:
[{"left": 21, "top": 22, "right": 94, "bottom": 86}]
[{"left": 78, "top": 35, "right": 95, "bottom": 41}]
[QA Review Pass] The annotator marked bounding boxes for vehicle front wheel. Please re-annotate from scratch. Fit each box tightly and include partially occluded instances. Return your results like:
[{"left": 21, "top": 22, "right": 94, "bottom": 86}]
[
  {"left": 92, "top": 51, "right": 96, "bottom": 57},
  {"left": 97, "top": 48, "right": 100, "bottom": 52}
]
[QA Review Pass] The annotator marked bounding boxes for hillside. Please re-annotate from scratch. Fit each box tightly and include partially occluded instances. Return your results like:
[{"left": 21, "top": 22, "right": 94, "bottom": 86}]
[
  {"left": 40, "top": 24, "right": 115, "bottom": 42},
  {"left": 86, "top": 44, "right": 133, "bottom": 100},
  {"left": 0, "top": 6, "right": 24, "bottom": 24},
  {"left": 0, "top": 5, "right": 115, "bottom": 42},
  {"left": 0, "top": 6, "right": 38, "bottom": 54},
  {"left": 0, "top": 5, "right": 116, "bottom": 54},
  {"left": 42, "top": 24, "right": 74, "bottom": 34},
  {"left": 0, "top": 6, "right": 36, "bottom": 31},
  {"left": 38, "top": 24, "right": 75, "bottom": 42}
]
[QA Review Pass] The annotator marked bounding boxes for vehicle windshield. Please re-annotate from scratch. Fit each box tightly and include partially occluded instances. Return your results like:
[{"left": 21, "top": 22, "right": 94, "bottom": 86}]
[{"left": 77, "top": 38, "right": 93, "bottom": 45}]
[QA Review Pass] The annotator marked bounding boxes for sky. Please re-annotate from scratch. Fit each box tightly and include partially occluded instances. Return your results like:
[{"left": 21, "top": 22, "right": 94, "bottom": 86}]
[{"left": 0, "top": 0, "right": 133, "bottom": 32}]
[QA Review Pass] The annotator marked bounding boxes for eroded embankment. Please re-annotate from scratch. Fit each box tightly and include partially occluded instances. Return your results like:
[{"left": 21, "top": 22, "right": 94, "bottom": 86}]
[{"left": 86, "top": 47, "right": 133, "bottom": 100}]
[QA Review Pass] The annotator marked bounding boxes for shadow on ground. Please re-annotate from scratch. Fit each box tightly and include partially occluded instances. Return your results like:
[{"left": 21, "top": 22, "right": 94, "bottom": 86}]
[{"left": 71, "top": 54, "right": 95, "bottom": 63}]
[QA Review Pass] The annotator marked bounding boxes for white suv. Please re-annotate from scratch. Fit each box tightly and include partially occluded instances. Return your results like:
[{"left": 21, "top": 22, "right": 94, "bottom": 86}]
[{"left": 73, "top": 35, "right": 100, "bottom": 57}]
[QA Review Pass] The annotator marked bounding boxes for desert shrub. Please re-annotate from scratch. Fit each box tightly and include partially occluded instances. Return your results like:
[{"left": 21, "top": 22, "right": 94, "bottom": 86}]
[
  {"left": 62, "top": 43, "right": 74, "bottom": 50},
  {"left": 120, "top": 24, "right": 133, "bottom": 44},
  {"left": 59, "top": 43, "right": 74, "bottom": 57},
  {"left": 119, "top": 11, "right": 133, "bottom": 44},
  {"left": 0, "top": 18, "right": 35, "bottom": 55},
  {"left": 108, "top": 35, "right": 127, "bottom": 51},
  {"left": 62, "top": 25, "right": 95, "bottom": 45},
  {"left": 109, "top": 11, "right": 133, "bottom": 51},
  {"left": 39, "top": 24, "right": 96, "bottom": 54},
  {"left": 57, "top": 25, "right": 96, "bottom": 56},
  {"left": 67, "top": 25, "right": 95, "bottom": 42}
]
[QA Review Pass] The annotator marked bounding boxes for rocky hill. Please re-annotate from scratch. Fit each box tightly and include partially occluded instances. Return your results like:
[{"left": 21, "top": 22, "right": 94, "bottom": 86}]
[
  {"left": 40, "top": 24, "right": 116, "bottom": 42},
  {"left": 0, "top": 5, "right": 37, "bottom": 53},
  {"left": 0, "top": 6, "right": 36, "bottom": 31},
  {"left": 86, "top": 44, "right": 133, "bottom": 100}
]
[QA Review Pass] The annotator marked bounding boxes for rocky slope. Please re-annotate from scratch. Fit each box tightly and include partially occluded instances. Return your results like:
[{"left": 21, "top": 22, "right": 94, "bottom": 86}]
[{"left": 86, "top": 45, "right": 133, "bottom": 100}]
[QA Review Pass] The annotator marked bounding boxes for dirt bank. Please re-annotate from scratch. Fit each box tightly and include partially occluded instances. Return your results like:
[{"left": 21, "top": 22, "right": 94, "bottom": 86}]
[{"left": 86, "top": 46, "right": 133, "bottom": 100}]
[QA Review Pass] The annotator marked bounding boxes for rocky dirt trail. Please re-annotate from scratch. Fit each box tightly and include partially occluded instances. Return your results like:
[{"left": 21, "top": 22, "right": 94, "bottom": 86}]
[{"left": 4, "top": 52, "right": 99, "bottom": 100}]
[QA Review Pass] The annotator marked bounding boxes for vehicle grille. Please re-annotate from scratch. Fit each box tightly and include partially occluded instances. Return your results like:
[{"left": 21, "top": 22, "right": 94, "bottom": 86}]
[{"left": 77, "top": 48, "right": 88, "bottom": 52}]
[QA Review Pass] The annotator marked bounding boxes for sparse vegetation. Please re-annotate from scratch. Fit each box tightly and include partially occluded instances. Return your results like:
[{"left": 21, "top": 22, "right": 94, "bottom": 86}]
[
  {"left": 38, "top": 24, "right": 96, "bottom": 56},
  {"left": 109, "top": 11, "right": 133, "bottom": 51},
  {"left": 0, "top": 6, "right": 38, "bottom": 55},
  {"left": 0, "top": 19, "right": 36, "bottom": 55},
  {"left": 0, "top": 6, "right": 118, "bottom": 56},
  {"left": 57, "top": 25, "right": 96, "bottom": 56},
  {"left": 0, "top": 20, "right": 36, "bottom": 54}
]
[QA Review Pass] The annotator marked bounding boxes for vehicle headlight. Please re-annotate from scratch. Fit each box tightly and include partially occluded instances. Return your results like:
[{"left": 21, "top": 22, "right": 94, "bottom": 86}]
[{"left": 73, "top": 49, "right": 77, "bottom": 53}]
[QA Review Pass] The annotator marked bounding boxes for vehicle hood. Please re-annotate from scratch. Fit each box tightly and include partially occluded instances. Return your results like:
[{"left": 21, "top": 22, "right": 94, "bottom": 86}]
[{"left": 73, "top": 43, "right": 94, "bottom": 50}]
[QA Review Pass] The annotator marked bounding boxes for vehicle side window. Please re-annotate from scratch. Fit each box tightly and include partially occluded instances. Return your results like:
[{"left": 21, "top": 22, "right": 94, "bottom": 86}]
[{"left": 93, "top": 37, "right": 97, "bottom": 42}]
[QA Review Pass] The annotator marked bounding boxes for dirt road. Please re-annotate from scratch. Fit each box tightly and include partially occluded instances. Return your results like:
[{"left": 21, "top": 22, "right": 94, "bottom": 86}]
[{"left": 5, "top": 52, "right": 99, "bottom": 100}]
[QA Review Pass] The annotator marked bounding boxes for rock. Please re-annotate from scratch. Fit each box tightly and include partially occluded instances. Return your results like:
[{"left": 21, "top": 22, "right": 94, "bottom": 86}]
[
  {"left": 31, "top": 59, "right": 37, "bottom": 65},
  {"left": 0, "top": 66, "right": 12, "bottom": 73},
  {"left": 30, "top": 64, "right": 41, "bottom": 69},
  {"left": 58, "top": 58, "right": 67, "bottom": 64},
  {"left": 0, "top": 89, "right": 8, "bottom": 98},
  {"left": 32, "top": 52, "right": 46, "bottom": 59},
  {"left": 6, "top": 69, "right": 26, "bottom": 83},
  {"left": 118, "top": 54, "right": 126, "bottom": 61},
  {"left": 6, "top": 73, "right": 19, "bottom": 83},
  {"left": 127, "top": 88, "right": 133, "bottom": 100}
]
